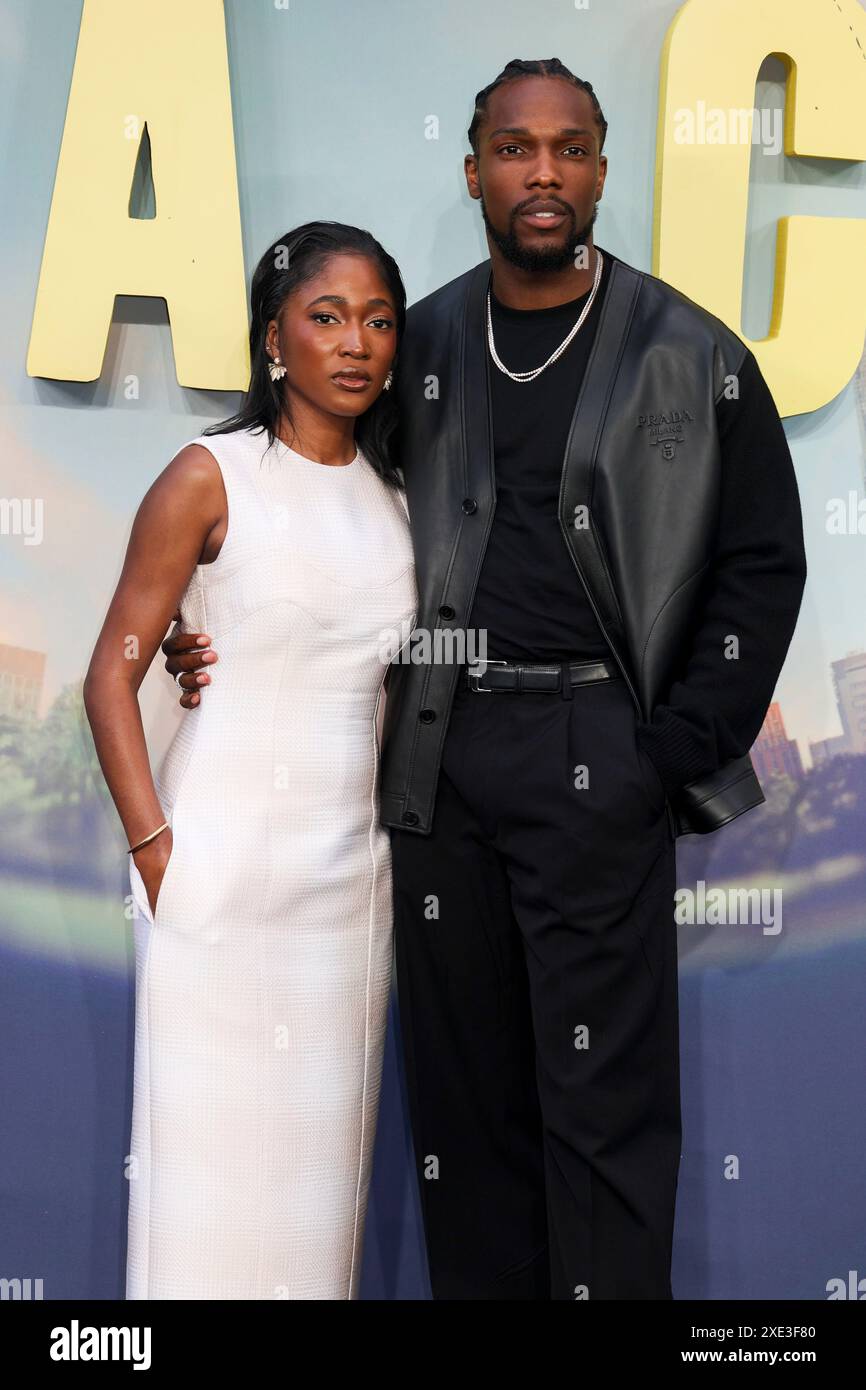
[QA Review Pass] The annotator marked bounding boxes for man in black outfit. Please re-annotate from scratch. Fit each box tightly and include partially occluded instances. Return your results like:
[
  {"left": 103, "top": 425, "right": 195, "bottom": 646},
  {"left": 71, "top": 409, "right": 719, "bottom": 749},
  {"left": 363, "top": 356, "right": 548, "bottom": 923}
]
[
  {"left": 378, "top": 59, "right": 805, "bottom": 1302},
  {"left": 164, "top": 59, "right": 807, "bottom": 1300}
]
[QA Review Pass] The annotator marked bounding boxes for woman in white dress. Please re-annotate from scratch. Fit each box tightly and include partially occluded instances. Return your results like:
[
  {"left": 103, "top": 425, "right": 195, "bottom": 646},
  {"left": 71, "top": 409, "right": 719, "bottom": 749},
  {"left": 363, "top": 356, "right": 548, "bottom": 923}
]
[{"left": 83, "top": 223, "right": 417, "bottom": 1299}]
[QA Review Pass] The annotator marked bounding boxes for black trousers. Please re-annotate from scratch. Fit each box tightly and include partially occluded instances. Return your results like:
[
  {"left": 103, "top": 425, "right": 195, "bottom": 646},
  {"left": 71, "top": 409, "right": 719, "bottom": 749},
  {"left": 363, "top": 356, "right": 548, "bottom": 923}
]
[{"left": 391, "top": 669, "right": 681, "bottom": 1300}]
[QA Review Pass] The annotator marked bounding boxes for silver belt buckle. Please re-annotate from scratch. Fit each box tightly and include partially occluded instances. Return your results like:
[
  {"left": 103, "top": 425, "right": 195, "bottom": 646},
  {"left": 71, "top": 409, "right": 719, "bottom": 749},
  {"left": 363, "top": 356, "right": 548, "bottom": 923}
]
[{"left": 466, "top": 659, "right": 507, "bottom": 693}]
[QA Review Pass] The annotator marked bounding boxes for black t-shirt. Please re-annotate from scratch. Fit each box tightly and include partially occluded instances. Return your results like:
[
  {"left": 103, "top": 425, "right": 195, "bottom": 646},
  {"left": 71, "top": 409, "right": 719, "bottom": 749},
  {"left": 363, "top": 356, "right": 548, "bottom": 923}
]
[{"left": 467, "top": 245, "right": 616, "bottom": 661}]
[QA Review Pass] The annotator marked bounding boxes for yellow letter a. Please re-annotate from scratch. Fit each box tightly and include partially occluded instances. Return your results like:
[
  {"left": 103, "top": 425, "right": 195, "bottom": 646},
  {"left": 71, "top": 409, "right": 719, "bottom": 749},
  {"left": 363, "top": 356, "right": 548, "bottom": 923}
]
[{"left": 27, "top": 0, "right": 249, "bottom": 389}]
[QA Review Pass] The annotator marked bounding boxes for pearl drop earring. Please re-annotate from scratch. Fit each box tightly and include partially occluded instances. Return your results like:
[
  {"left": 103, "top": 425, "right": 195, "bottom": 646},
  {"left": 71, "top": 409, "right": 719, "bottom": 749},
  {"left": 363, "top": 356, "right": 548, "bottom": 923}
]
[{"left": 268, "top": 356, "right": 286, "bottom": 382}]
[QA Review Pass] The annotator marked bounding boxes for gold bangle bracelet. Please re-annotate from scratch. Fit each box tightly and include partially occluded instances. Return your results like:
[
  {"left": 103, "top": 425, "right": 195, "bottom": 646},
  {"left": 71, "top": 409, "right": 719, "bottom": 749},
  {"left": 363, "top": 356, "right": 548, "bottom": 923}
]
[{"left": 128, "top": 821, "right": 169, "bottom": 854}]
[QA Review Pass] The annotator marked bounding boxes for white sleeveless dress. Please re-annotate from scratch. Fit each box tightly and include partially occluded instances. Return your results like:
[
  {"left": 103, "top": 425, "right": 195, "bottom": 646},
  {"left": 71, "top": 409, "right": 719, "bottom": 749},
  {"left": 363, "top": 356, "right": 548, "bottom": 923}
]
[{"left": 125, "top": 425, "right": 417, "bottom": 1300}]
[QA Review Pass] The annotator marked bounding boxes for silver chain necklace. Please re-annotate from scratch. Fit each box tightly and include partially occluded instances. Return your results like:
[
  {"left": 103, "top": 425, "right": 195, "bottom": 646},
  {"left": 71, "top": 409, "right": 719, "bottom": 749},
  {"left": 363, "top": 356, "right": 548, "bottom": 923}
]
[{"left": 486, "top": 249, "right": 604, "bottom": 383}]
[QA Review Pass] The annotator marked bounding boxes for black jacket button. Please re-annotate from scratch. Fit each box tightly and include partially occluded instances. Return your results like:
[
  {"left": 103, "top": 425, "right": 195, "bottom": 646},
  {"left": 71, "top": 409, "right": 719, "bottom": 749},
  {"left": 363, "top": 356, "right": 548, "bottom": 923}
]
[
  {"left": 402, "top": 810, "right": 419, "bottom": 826},
  {"left": 461, "top": 498, "right": 477, "bottom": 514},
  {"left": 419, "top": 708, "right": 436, "bottom": 723},
  {"left": 438, "top": 604, "right": 455, "bottom": 620}
]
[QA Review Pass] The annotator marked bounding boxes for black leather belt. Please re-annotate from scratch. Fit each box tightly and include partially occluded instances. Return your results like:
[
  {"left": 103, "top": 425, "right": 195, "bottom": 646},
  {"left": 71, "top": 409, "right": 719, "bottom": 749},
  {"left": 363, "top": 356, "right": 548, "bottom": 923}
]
[{"left": 465, "top": 657, "right": 620, "bottom": 696}]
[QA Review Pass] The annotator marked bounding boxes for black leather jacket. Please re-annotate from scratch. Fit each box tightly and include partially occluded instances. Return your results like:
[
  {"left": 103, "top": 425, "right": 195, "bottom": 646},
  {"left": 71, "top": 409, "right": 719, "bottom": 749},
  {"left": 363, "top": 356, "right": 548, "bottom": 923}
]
[{"left": 379, "top": 253, "right": 793, "bottom": 839}]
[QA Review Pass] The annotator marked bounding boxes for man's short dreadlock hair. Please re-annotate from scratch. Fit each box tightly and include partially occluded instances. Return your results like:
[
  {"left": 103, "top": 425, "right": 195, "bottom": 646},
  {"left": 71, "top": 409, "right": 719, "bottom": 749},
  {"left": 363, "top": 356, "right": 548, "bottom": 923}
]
[{"left": 467, "top": 58, "right": 608, "bottom": 157}]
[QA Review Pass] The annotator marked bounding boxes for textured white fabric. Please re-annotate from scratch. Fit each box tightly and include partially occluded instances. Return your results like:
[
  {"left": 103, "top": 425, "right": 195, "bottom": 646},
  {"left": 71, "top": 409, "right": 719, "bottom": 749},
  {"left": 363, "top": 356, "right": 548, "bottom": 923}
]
[{"left": 126, "top": 425, "right": 416, "bottom": 1299}]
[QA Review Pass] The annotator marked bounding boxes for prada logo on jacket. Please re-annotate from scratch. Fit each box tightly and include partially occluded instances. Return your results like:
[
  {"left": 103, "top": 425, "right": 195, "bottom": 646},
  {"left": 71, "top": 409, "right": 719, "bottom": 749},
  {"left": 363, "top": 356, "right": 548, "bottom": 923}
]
[
  {"left": 379, "top": 253, "right": 766, "bottom": 839},
  {"left": 636, "top": 407, "right": 695, "bottom": 459}
]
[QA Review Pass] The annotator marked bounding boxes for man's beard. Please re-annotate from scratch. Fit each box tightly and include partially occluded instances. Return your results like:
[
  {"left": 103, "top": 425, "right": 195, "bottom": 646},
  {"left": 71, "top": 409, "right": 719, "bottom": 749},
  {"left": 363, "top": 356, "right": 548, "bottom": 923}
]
[{"left": 480, "top": 197, "right": 598, "bottom": 273}]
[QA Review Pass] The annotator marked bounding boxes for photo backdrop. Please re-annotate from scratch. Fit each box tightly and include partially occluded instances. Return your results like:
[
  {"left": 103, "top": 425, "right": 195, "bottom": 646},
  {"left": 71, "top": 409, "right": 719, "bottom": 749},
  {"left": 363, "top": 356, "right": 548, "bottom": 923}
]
[{"left": 1, "top": 0, "right": 865, "bottom": 1300}]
